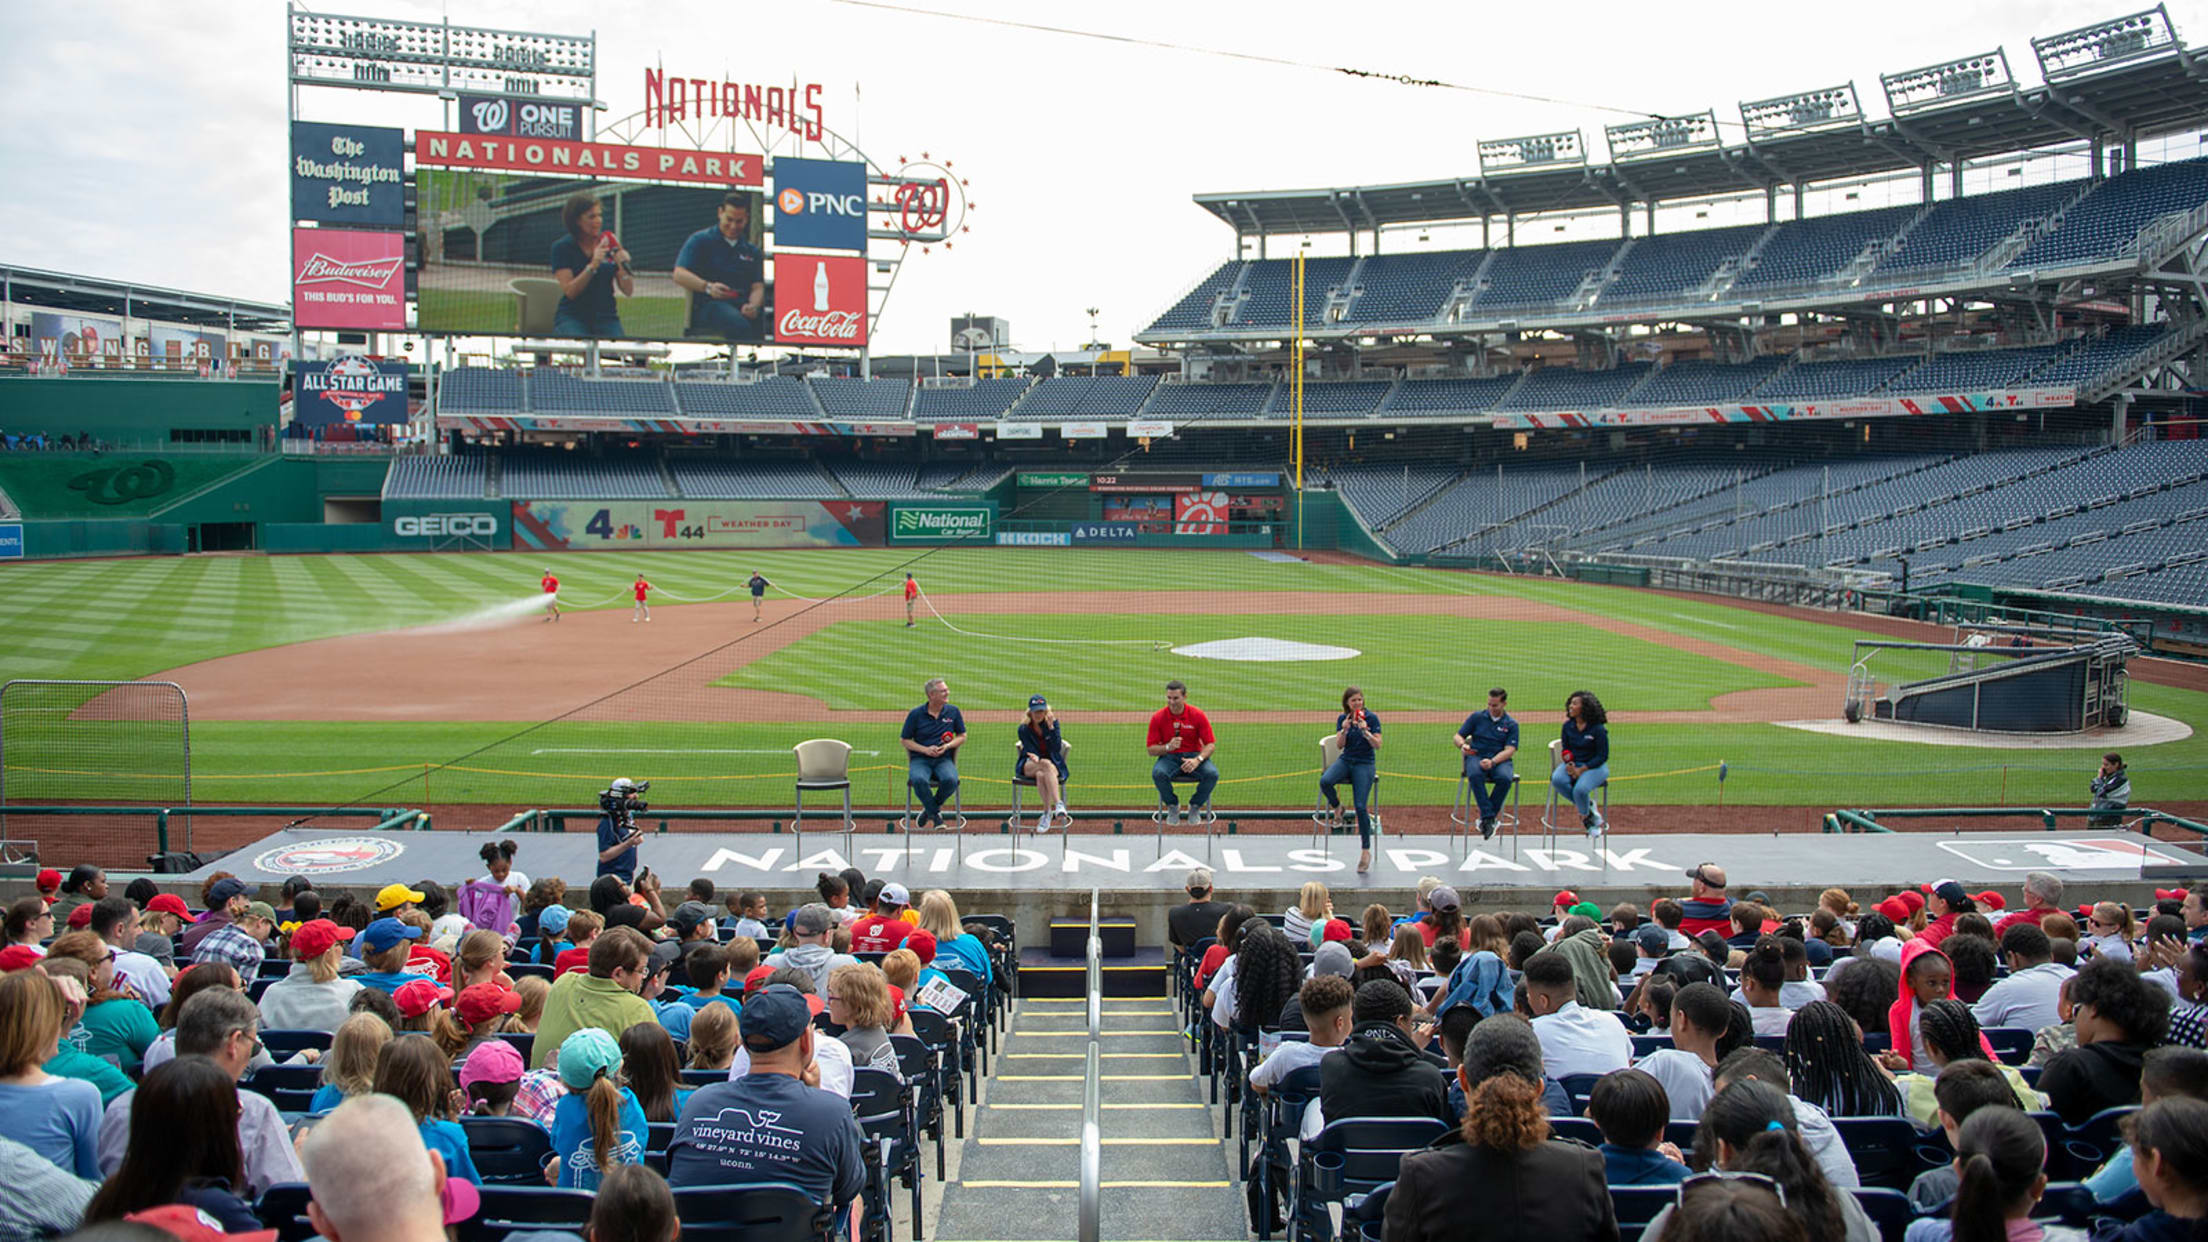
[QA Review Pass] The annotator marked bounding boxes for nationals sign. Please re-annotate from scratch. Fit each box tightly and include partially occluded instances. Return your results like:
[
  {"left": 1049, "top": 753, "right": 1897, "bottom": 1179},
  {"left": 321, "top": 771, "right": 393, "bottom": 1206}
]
[
  {"left": 291, "top": 228, "right": 405, "bottom": 329},
  {"left": 415, "top": 132, "right": 762, "bottom": 187},
  {"left": 773, "top": 254, "right": 868, "bottom": 348}
]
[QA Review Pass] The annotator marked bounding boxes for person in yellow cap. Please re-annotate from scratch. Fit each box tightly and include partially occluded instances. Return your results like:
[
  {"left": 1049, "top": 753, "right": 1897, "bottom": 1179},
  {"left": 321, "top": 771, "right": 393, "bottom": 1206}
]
[{"left": 376, "top": 883, "right": 426, "bottom": 916}]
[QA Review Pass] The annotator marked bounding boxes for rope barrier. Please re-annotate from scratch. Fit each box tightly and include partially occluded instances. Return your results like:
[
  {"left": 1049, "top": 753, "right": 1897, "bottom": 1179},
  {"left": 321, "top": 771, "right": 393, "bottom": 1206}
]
[{"left": 914, "top": 585, "right": 1169, "bottom": 648}]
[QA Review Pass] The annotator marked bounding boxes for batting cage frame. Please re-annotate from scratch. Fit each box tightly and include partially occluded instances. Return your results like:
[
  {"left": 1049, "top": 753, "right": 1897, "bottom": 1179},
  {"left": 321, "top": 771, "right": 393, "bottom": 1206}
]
[{"left": 0, "top": 679, "right": 193, "bottom": 870}]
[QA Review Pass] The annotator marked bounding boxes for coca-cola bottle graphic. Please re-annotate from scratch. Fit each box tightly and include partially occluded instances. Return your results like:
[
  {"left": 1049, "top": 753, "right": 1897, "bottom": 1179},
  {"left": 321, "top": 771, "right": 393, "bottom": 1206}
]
[{"left": 813, "top": 260, "right": 830, "bottom": 312}]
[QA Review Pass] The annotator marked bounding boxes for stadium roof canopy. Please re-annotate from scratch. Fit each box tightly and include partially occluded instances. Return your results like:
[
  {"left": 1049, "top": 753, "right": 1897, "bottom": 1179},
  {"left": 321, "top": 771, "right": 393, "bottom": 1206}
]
[
  {"left": 0, "top": 264, "right": 293, "bottom": 335},
  {"left": 1195, "top": 8, "right": 2208, "bottom": 237}
]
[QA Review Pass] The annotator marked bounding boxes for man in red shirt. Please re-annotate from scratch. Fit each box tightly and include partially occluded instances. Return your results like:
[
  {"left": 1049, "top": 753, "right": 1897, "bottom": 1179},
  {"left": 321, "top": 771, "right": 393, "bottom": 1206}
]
[
  {"left": 1147, "top": 679, "right": 1218, "bottom": 824},
  {"left": 903, "top": 574, "right": 918, "bottom": 628},
  {"left": 850, "top": 882, "right": 914, "bottom": 954},
  {"left": 541, "top": 568, "right": 560, "bottom": 623},
  {"left": 632, "top": 573, "right": 652, "bottom": 623},
  {"left": 1676, "top": 863, "right": 1735, "bottom": 939},
  {"left": 1993, "top": 871, "right": 2065, "bottom": 936}
]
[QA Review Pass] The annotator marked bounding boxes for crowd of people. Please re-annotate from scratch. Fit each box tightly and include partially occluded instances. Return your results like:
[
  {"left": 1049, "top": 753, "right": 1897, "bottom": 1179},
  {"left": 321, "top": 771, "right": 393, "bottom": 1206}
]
[
  {"left": 1174, "top": 864, "right": 2208, "bottom": 1242},
  {"left": 0, "top": 850, "right": 1012, "bottom": 1242}
]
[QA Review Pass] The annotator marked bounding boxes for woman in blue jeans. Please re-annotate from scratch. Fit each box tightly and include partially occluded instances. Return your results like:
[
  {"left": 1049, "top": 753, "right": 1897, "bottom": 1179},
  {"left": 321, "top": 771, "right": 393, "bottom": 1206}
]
[
  {"left": 1320, "top": 686, "right": 1382, "bottom": 874},
  {"left": 1551, "top": 689, "right": 1610, "bottom": 845}
]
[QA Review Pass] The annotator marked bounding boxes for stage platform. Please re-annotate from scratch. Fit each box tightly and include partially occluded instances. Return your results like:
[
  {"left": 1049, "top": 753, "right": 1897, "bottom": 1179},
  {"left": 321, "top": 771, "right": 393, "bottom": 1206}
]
[{"left": 177, "top": 826, "right": 2204, "bottom": 947}]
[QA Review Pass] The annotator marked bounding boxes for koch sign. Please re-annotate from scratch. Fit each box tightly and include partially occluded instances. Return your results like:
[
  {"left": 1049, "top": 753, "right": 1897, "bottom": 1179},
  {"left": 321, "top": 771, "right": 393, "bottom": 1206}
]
[
  {"left": 291, "top": 229, "right": 406, "bottom": 330},
  {"left": 295, "top": 356, "right": 409, "bottom": 425},
  {"left": 457, "top": 94, "right": 582, "bottom": 140},
  {"left": 290, "top": 122, "right": 404, "bottom": 226},
  {"left": 771, "top": 157, "right": 868, "bottom": 251}
]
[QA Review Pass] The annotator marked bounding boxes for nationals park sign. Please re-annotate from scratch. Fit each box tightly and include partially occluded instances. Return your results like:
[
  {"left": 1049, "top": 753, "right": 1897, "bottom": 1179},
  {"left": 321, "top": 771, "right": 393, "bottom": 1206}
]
[{"left": 415, "top": 132, "right": 761, "bottom": 187}]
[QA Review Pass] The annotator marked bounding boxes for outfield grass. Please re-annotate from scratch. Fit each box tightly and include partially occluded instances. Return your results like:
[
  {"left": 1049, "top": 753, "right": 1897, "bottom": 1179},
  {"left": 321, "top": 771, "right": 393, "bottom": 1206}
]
[
  {"left": 416, "top": 287, "right": 689, "bottom": 340},
  {"left": 0, "top": 547, "right": 2201, "bottom": 811}
]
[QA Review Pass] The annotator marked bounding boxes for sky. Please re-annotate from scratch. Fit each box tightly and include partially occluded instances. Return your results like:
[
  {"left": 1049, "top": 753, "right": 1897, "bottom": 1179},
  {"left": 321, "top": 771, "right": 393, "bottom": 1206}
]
[{"left": 3, "top": 0, "right": 2201, "bottom": 359}]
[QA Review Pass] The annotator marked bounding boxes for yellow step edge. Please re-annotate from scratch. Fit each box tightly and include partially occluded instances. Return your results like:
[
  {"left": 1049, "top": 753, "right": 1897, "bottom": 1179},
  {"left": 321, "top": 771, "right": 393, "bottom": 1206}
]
[
  {"left": 984, "top": 1103, "right": 1206, "bottom": 1110},
  {"left": 994, "top": 1074, "right": 1187, "bottom": 1081},
  {"left": 1002, "top": 1052, "right": 1183, "bottom": 1059},
  {"left": 959, "top": 1180, "right": 1232, "bottom": 1189},
  {"left": 1011, "top": 1029, "right": 1180, "bottom": 1036},
  {"left": 975, "top": 1137, "right": 1219, "bottom": 1146}
]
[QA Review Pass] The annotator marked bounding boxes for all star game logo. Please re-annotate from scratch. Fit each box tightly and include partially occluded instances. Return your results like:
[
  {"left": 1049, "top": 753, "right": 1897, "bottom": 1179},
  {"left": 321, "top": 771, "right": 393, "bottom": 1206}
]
[
  {"left": 252, "top": 836, "right": 406, "bottom": 877},
  {"left": 297, "top": 355, "right": 409, "bottom": 425}
]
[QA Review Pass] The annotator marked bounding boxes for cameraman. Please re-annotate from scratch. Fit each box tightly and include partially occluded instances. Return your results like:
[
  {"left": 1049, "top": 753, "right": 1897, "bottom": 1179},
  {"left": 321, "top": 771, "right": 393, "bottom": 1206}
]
[{"left": 597, "top": 777, "right": 650, "bottom": 883}]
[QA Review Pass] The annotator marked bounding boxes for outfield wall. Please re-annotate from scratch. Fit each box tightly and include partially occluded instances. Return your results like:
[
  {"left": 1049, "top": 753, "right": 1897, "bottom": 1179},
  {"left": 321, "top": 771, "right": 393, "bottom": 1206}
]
[{"left": 0, "top": 378, "right": 279, "bottom": 442}]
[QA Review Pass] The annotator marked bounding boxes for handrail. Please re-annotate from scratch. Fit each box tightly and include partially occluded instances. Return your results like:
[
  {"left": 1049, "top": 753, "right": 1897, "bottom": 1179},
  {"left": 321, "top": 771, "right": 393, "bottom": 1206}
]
[{"left": 1078, "top": 885, "right": 1101, "bottom": 1242}]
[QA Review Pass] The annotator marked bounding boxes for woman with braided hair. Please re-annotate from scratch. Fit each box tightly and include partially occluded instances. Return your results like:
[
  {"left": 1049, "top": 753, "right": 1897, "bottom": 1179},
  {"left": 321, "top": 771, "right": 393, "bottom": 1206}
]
[
  {"left": 1227, "top": 921, "right": 1303, "bottom": 1034},
  {"left": 1885, "top": 999, "right": 2043, "bottom": 1127},
  {"left": 1784, "top": 1000, "right": 1905, "bottom": 1119}
]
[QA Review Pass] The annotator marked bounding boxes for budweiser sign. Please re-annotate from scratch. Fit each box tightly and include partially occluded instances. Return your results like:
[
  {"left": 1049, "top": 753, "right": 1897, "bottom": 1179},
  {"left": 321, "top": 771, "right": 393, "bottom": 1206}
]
[
  {"left": 291, "top": 228, "right": 405, "bottom": 330},
  {"left": 772, "top": 255, "right": 868, "bottom": 348}
]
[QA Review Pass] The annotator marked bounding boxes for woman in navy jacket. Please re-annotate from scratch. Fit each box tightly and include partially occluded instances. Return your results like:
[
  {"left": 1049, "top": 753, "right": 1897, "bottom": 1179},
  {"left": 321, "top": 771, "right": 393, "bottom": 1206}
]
[{"left": 1551, "top": 690, "right": 1610, "bottom": 844}]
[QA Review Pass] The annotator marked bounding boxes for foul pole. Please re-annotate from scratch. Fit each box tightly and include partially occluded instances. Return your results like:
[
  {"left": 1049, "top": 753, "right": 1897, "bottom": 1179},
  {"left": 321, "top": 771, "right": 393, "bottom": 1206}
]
[{"left": 1292, "top": 251, "right": 1306, "bottom": 549}]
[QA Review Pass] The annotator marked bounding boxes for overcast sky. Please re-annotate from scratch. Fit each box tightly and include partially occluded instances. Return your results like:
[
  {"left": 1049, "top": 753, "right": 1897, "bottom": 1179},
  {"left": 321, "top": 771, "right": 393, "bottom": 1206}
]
[{"left": 4, "top": 0, "right": 2201, "bottom": 357}]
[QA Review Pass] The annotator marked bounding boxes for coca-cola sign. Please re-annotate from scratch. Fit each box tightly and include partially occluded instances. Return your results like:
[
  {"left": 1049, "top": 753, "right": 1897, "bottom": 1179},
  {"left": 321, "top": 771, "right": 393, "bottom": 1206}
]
[
  {"left": 291, "top": 228, "right": 406, "bottom": 330},
  {"left": 772, "top": 254, "right": 868, "bottom": 349}
]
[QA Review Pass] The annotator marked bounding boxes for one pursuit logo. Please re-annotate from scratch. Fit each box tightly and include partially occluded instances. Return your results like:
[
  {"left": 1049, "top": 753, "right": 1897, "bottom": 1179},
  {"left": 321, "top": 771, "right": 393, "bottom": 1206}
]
[
  {"left": 468, "top": 98, "right": 511, "bottom": 133},
  {"left": 252, "top": 836, "right": 406, "bottom": 877}
]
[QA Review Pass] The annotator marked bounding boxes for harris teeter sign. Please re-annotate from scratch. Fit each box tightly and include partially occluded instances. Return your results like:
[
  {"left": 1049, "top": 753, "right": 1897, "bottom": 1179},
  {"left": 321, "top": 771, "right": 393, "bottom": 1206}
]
[{"left": 889, "top": 503, "right": 993, "bottom": 543}]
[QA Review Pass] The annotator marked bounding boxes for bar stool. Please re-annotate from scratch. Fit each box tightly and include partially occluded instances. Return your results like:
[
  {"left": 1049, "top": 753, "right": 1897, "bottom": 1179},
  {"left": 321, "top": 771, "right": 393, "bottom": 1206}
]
[
  {"left": 1449, "top": 763, "right": 1522, "bottom": 853},
  {"left": 1310, "top": 734, "right": 1381, "bottom": 859},
  {"left": 899, "top": 775, "right": 968, "bottom": 833},
  {"left": 1539, "top": 737, "right": 1609, "bottom": 849},
  {"left": 1006, "top": 739, "right": 1073, "bottom": 832}
]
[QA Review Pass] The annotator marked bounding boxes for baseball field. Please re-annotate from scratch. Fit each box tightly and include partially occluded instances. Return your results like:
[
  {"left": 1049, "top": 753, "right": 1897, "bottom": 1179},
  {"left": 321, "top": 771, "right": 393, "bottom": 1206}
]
[{"left": 3, "top": 546, "right": 2204, "bottom": 833}]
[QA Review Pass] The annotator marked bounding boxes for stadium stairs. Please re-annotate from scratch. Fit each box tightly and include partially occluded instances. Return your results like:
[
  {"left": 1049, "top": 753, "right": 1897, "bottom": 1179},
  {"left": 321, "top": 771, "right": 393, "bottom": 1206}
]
[{"left": 930, "top": 933, "right": 1243, "bottom": 1242}]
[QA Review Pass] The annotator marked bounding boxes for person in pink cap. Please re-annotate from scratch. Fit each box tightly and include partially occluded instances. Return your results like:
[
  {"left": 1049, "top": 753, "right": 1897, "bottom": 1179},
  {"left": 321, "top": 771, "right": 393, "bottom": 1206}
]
[
  {"left": 457, "top": 1038, "right": 525, "bottom": 1117},
  {"left": 258, "top": 919, "right": 360, "bottom": 1034}
]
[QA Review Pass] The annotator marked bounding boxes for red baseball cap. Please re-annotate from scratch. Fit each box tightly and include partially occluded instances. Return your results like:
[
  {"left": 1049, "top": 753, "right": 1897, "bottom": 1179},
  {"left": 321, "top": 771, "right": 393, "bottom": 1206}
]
[
  {"left": 888, "top": 983, "right": 906, "bottom": 1026},
  {"left": 1321, "top": 918, "right": 1354, "bottom": 943},
  {"left": 394, "top": 979, "right": 454, "bottom": 1018},
  {"left": 743, "top": 964, "right": 777, "bottom": 995},
  {"left": 290, "top": 919, "right": 353, "bottom": 960},
  {"left": 0, "top": 945, "right": 44, "bottom": 972},
  {"left": 2157, "top": 888, "right": 2190, "bottom": 902},
  {"left": 34, "top": 869, "right": 60, "bottom": 894},
  {"left": 1974, "top": 891, "right": 2007, "bottom": 912},
  {"left": 126, "top": 1205, "right": 276, "bottom": 1242},
  {"left": 1876, "top": 897, "right": 1912, "bottom": 923},
  {"left": 1552, "top": 890, "right": 1581, "bottom": 908},
  {"left": 1897, "top": 891, "right": 1925, "bottom": 912},
  {"left": 904, "top": 929, "right": 938, "bottom": 965},
  {"left": 455, "top": 982, "right": 523, "bottom": 1026},
  {"left": 145, "top": 894, "right": 190, "bottom": 920},
  {"left": 66, "top": 904, "right": 93, "bottom": 930}
]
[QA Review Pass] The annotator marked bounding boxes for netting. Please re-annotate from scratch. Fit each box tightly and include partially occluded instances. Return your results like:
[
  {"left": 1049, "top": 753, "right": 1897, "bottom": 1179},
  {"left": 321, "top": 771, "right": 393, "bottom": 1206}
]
[{"left": 0, "top": 679, "right": 191, "bottom": 868}]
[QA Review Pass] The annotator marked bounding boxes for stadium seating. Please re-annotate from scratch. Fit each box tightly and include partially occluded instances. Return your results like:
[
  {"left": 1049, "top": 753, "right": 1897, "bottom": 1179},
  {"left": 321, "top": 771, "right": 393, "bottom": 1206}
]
[
  {"left": 1887, "top": 344, "right": 2072, "bottom": 393},
  {"left": 1723, "top": 204, "right": 1922, "bottom": 292},
  {"left": 383, "top": 455, "right": 489, "bottom": 500},
  {"left": 1753, "top": 355, "right": 1921, "bottom": 401},
  {"left": 1469, "top": 239, "right": 1622, "bottom": 310},
  {"left": 1007, "top": 375, "right": 1159, "bottom": 419},
  {"left": 810, "top": 377, "right": 912, "bottom": 420},
  {"left": 529, "top": 371, "right": 675, "bottom": 415},
  {"left": 2011, "top": 157, "right": 2208, "bottom": 269},
  {"left": 1264, "top": 380, "right": 1392, "bottom": 417},
  {"left": 1147, "top": 261, "right": 1244, "bottom": 333},
  {"left": 831, "top": 461, "right": 936, "bottom": 498},
  {"left": 1873, "top": 179, "right": 2085, "bottom": 277},
  {"left": 1229, "top": 257, "right": 1356, "bottom": 328},
  {"left": 1145, "top": 381, "right": 1276, "bottom": 420},
  {"left": 1382, "top": 376, "right": 1523, "bottom": 416},
  {"left": 1619, "top": 356, "right": 1789, "bottom": 406},
  {"left": 1345, "top": 250, "right": 1488, "bottom": 324},
  {"left": 501, "top": 452, "right": 669, "bottom": 499},
  {"left": 913, "top": 378, "right": 1032, "bottom": 422},
  {"left": 673, "top": 377, "right": 820, "bottom": 418},
  {"left": 1492, "top": 362, "right": 1651, "bottom": 412},
  {"left": 1600, "top": 224, "right": 1768, "bottom": 305},
  {"left": 670, "top": 458, "right": 845, "bottom": 499},
  {"left": 439, "top": 367, "right": 524, "bottom": 413}
]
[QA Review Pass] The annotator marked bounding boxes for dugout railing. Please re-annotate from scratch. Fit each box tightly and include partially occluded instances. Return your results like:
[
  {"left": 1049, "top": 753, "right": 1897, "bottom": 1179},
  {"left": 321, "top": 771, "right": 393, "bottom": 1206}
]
[{"left": 0, "top": 805, "right": 430, "bottom": 874}]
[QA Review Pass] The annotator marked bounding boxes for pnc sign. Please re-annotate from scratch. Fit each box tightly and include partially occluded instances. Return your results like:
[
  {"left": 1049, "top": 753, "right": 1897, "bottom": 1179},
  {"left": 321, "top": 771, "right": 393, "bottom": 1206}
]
[{"left": 770, "top": 157, "right": 868, "bottom": 252}]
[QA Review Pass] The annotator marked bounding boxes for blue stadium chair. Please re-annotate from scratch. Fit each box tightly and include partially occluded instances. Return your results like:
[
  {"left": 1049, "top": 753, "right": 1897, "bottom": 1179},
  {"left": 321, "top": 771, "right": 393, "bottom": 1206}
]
[
  {"left": 242, "top": 1064, "right": 324, "bottom": 1114},
  {"left": 2060, "top": 1106, "right": 2139, "bottom": 1179},
  {"left": 1982, "top": 1026, "right": 2034, "bottom": 1065},
  {"left": 459, "top": 1116, "right": 554, "bottom": 1184},
  {"left": 1557, "top": 1074, "right": 1605, "bottom": 1116},
  {"left": 1253, "top": 1064, "right": 1323, "bottom": 1240},
  {"left": 891, "top": 1032, "right": 947, "bottom": 1181},
  {"left": 1295, "top": 1117, "right": 1449, "bottom": 1242},
  {"left": 259, "top": 1029, "right": 332, "bottom": 1061},
  {"left": 1547, "top": 1116, "right": 1603, "bottom": 1146},
  {"left": 851, "top": 1066, "right": 924, "bottom": 1238},
  {"left": 462, "top": 1186, "right": 596, "bottom": 1242},
  {"left": 255, "top": 1182, "right": 316, "bottom": 1242},
  {"left": 1852, "top": 1187, "right": 1918, "bottom": 1242},
  {"left": 495, "top": 1033, "right": 534, "bottom": 1065},
  {"left": 1610, "top": 1186, "right": 1676, "bottom": 1234},
  {"left": 1830, "top": 1117, "right": 1927, "bottom": 1191},
  {"left": 672, "top": 1185, "right": 836, "bottom": 1242}
]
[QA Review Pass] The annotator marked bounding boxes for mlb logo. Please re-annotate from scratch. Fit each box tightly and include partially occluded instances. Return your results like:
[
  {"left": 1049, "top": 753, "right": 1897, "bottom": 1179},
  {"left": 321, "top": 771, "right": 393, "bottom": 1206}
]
[{"left": 1936, "top": 837, "right": 2194, "bottom": 873}]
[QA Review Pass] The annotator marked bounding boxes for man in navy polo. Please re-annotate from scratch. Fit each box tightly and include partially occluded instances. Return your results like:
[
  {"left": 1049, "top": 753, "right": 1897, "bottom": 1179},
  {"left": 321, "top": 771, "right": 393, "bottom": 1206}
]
[
  {"left": 901, "top": 677, "right": 966, "bottom": 829},
  {"left": 1454, "top": 686, "right": 1520, "bottom": 841},
  {"left": 672, "top": 193, "right": 766, "bottom": 342}
]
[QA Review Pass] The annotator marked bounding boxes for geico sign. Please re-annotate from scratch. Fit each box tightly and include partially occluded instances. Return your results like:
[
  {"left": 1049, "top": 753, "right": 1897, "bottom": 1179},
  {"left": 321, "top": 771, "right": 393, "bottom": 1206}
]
[{"left": 394, "top": 513, "right": 498, "bottom": 537}]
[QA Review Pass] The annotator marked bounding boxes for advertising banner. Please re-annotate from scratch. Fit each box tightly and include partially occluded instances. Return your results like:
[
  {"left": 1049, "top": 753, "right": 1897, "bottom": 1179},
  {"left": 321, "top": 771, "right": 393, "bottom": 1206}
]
[
  {"left": 292, "top": 228, "right": 406, "bottom": 330},
  {"left": 993, "top": 422, "right": 1043, "bottom": 440},
  {"left": 295, "top": 356, "right": 411, "bottom": 425},
  {"left": 513, "top": 500, "right": 883, "bottom": 550},
  {"left": 0, "top": 524, "right": 22, "bottom": 560},
  {"left": 383, "top": 500, "right": 511, "bottom": 546},
  {"left": 416, "top": 171, "right": 750, "bottom": 342},
  {"left": 290, "top": 121, "right": 405, "bottom": 226},
  {"left": 996, "top": 530, "right": 1071, "bottom": 546},
  {"left": 1127, "top": 418, "right": 1173, "bottom": 438},
  {"left": 1070, "top": 520, "right": 1138, "bottom": 545},
  {"left": 1092, "top": 472, "right": 1201, "bottom": 494},
  {"left": 1060, "top": 422, "right": 1108, "bottom": 440},
  {"left": 1018, "top": 472, "right": 1089, "bottom": 488},
  {"left": 1204, "top": 472, "right": 1281, "bottom": 489},
  {"left": 143, "top": 325, "right": 224, "bottom": 362},
  {"left": 28, "top": 312, "right": 123, "bottom": 359},
  {"left": 457, "top": 94, "right": 583, "bottom": 141},
  {"left": 416, "top": 131, "right": 762, "bottom": 187},
  {"left": 772, "top": 253, "right": 868, "bottom": 348},
  {"left": 888, "top": 502, "right": 994, "bottom": 544},
  {"left": 1174, "top": 490, "right": 1232, "bottom": 535},
  {"left": 771, "top": 157, "right": 869, "bottom": 251},
  {"left": 931, "top": 423, "right": 980, "bottom": 441}
]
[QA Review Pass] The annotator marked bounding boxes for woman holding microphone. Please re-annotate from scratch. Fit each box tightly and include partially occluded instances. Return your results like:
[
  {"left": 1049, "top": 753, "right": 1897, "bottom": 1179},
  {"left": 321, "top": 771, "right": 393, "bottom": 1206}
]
[
  {"left": 1320, "top": 686, "right": 1382, "bottom": 873},
  {"left": 1551, "top": 690, "right": 1610, "bottom": 846},
  {"left": 550, "top": 192, "right": 634, "bottom": 338}
]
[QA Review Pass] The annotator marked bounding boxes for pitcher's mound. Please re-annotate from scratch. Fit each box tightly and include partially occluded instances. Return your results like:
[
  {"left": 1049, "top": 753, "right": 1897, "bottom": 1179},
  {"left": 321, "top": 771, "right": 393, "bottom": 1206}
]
[{"left": 1170, "top": 638, "right": 1360, "bottom": 662}]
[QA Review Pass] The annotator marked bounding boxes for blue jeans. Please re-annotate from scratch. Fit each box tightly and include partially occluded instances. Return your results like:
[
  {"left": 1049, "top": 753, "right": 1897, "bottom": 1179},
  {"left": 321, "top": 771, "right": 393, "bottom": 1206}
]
[
  {"left": 908, "top": 755, "right": 960, "bottom": 823},
  {"left": 554, "top": 308, "right": 624, "bottom": 338},
  {"left": 691, "top": 298, "right": 764, "bottom": 342},
  {"left": 1465, "top": 757, "right": 1515, "bottom": 819},
  {"left": 1152, "top": 756, "right": 1218, "bottom": 809},
  {"left": 1320, "top": 757, "right": 1377, "bottom": 846},
  {"left": 1551, "top": 762, "right": 1609, "bottom": 823}
]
